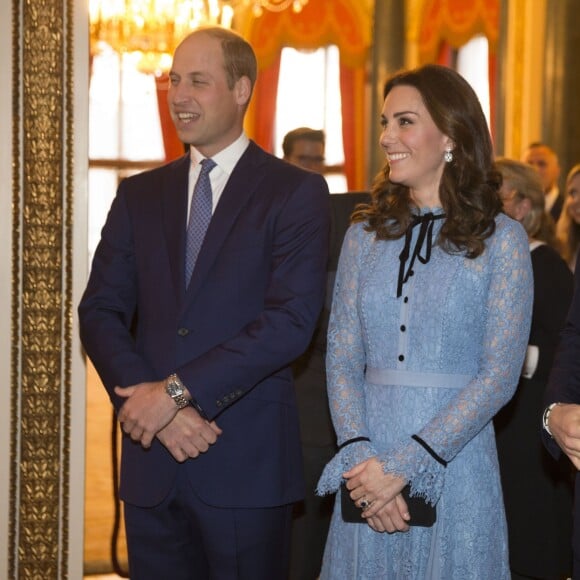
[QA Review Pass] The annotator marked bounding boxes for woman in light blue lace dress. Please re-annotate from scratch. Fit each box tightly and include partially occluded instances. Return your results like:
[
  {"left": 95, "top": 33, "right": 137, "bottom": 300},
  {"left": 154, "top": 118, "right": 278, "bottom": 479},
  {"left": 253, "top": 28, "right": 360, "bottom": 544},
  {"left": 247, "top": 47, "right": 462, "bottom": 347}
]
[{"left": 317, "top": 65, "right": 534, "bottom": 579}]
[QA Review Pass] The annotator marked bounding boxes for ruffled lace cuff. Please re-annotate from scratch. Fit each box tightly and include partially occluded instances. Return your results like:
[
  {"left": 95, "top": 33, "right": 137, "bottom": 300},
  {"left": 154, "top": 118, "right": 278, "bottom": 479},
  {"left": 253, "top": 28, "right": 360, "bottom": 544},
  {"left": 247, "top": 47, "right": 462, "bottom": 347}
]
[
  {"left": 316, "top": 441, "right": 377, "bottom": 495},
  {"left": 378, "top": 438, "right": 446, "bottom": 505}
]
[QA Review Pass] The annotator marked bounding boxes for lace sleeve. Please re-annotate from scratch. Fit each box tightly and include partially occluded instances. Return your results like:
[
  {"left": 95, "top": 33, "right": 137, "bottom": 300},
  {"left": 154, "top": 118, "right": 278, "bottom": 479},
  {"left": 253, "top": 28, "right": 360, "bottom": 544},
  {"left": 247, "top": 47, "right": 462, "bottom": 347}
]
[
  {"left": 380, "top": 219, "right": 533, "bottom": 503},
  {"left": 317, "top": 225, "right": 379, "bottom": 494}
]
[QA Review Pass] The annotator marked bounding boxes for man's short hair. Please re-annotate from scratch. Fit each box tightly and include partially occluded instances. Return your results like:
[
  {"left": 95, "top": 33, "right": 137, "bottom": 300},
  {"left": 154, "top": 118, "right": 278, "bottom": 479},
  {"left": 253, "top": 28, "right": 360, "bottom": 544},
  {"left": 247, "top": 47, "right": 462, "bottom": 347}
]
[
  {"left": 525, "top": 141, "right": 559, "bottom": 159},
  {"left": 282, "top": 127, "right": 325, "bottom": 157}
]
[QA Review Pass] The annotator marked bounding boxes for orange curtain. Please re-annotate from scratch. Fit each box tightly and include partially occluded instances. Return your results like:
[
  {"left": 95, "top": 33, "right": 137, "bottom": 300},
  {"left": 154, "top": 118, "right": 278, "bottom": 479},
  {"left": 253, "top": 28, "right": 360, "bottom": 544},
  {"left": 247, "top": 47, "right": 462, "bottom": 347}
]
[
  {"left": 244, "top": 0, "right": 371, "bottom": 191},
  {"left": 418, "top": 0, "right": 500, "bottom": 64},
  {"left": 245, "top": 54, "right": 281, "bottom": 153},
  {"left": 155, "top": 73, "right": 186, "bottom": 162},
  {"left": 436, "top": 42, "right": 454, "bottom": 67},
  {"left": 418, "top": 0, "right": 499, "bottom": 142},
  {"left": 339, "top": 63, "right": 366, "bottom": 191}
]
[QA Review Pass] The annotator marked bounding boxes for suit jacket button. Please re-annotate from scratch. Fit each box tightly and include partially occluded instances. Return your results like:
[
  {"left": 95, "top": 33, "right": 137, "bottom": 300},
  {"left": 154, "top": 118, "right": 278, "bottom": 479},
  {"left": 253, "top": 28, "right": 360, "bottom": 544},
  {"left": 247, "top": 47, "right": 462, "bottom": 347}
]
[
  {"left": 177, "top": 327, "right": 189, "bottom": 336},
  {"left": 216, "top": 400, "right": 223, "bottom": 408}
]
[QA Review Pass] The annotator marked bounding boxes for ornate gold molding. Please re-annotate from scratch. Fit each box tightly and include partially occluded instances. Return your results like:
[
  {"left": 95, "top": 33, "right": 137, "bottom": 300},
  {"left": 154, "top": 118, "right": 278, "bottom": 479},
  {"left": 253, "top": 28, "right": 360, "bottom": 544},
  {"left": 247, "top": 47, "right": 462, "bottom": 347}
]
[
  {"left": 10, "top": 0, "right": 73, "bottom": 577},
  {"left": 510, "top": 0, "right": 526, "bottom": 157}
]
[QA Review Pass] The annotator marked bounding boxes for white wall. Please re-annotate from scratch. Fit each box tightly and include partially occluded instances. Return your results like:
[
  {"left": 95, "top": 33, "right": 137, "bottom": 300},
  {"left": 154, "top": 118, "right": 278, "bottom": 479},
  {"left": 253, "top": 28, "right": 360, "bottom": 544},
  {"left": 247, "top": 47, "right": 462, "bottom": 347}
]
[{"left": 71, "top": 0, "right": 91, "bottom": 576}]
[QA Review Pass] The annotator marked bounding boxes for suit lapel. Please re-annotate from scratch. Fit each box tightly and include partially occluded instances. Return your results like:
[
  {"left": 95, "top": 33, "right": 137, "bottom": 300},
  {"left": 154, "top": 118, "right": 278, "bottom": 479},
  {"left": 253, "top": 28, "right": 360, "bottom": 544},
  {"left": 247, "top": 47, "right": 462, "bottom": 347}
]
[
  {"left": 162, "top": 153, "right": 191, "bottom": 304},
  {"left": 184, "top": 142, "right": 266, "bottom": 303}
]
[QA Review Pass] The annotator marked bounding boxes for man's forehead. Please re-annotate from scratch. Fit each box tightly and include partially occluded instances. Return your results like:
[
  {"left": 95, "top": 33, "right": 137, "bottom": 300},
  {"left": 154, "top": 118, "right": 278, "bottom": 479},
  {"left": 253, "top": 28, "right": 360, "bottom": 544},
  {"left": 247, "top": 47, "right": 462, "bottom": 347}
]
[
  {"left": 293, "top": 139, "right": 324, "bottom": 151},
  {"left": 526, "top": 146, "right": 555, "bottom": 161},
  {"left": 174, "top": 33, "right": 222, "bottom": 61}
]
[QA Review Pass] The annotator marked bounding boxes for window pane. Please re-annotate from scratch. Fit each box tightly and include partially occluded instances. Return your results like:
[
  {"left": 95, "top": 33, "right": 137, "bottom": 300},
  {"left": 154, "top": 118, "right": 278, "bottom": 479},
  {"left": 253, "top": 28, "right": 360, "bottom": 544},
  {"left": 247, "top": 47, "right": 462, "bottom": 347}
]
[
  {"left": 88, "top": 169, "right": 118, "bottom": 262},
  {"left": 275, "top": 46, "right": 347, "bottom": 192},
  {"left": 120, "top": 53, "right": 165, "bottom": 161},
  {"left": 89, "top": 49, "right": 121, "bottom": 159},
  {"left": 456, "top": 36, "right": 490, "bottom": 128},
  {"left": 89, "top": 49, "right": 165, "bottom": 161}
]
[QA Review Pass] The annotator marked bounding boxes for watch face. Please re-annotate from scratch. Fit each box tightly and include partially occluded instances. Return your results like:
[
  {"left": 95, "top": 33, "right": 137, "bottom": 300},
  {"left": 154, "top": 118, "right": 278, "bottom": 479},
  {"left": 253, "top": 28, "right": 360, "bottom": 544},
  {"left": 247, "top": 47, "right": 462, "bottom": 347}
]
[{"left": 167, "top": 380, "right": 183, "bottom": 397}]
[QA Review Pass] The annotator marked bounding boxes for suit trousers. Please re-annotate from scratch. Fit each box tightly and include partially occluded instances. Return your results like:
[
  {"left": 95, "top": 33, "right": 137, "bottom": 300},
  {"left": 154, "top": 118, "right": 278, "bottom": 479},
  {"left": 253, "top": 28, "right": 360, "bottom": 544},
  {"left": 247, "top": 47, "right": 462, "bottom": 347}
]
[
  {"left": 289, "top": 444, "right": 335, "bottom": 580},
  {"left": 124, "top": 466, "right": 293, "bottom": 580}
]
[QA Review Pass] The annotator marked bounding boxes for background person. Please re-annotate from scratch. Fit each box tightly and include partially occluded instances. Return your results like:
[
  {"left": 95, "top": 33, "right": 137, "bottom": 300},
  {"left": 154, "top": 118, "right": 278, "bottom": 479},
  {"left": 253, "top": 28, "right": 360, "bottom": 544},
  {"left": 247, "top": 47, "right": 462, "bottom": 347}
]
[
  {"left": 493, "top": 157, "right": 574, "bottom": 580},
  {"left": 316, "top": 64, "right": 533, "bottom": 579},
  {"left": 284, "top": 127, "right": 369, "bottom": 580},
  {"left": 542, "top": 250, "right": 580, "bottom": 580},
  {"left": 523, "top": 142, "right": 564, "bottom": 221},
  {"left": 284, "top": 125, "right": 367, "bottom": 580},
  {"left": 289, "top": 190, "right": 369, "bottom": 580},
  {"left": 78, "top": 26, "right": 330, "bottom": 580},
  {"left": 556, "top": 163, "right": 580, "bottom": 272},
  {"left": 283, "top": 127, "right": 326, "bottom": 174}
]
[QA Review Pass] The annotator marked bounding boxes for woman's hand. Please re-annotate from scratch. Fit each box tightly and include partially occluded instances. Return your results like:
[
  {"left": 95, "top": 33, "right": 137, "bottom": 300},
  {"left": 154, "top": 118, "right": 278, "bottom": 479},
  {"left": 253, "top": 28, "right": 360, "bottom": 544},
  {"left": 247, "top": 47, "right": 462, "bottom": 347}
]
[
  {"left": 366, "top": 493, "right": 411, "bottom": 533},
  {"left": 343, "top": 457, "right": 410, "bottom": 533}
]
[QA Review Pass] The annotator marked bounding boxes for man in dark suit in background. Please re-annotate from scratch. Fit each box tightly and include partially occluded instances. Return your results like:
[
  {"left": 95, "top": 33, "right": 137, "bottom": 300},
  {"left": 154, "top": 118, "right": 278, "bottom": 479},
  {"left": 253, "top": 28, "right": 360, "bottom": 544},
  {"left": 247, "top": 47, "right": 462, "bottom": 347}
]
[
  {"left": 284, "top": 128, "right": 368, "bottom": 578},
  {"left": 283, "top": 127, "right": 326, "bottom": 175},
  {"left": 543, "top": 252, "right": 580, "bottom": 580},
  {"left": 79, "top": 27, "right": 330, "bottom": 580},
  {"left": 523, "top": 142, "right": 564, "bottom": 222}
]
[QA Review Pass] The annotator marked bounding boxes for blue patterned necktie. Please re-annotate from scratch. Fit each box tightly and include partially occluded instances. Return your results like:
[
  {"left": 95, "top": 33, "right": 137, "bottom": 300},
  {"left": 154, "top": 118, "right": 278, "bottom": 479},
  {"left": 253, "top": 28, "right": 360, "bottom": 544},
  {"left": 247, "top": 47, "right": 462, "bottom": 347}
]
[{"left": 185, "top": 158, "right": 216, "bottom": 287}]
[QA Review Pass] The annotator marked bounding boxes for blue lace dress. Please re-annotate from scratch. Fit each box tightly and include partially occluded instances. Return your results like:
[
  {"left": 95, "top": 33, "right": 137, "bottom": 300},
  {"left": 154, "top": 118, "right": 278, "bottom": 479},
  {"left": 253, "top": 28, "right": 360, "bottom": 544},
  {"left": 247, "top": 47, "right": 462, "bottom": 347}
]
[{"left": 317, "top": 209, "right": 533, "bottom": 579}]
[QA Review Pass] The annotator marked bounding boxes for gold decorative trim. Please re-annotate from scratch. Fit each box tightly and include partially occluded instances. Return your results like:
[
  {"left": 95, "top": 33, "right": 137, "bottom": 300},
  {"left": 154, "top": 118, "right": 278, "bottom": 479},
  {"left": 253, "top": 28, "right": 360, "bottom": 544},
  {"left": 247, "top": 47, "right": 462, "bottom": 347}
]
[
  {"left": 510, "top": 0, "right": 525, "bottom": 157},
  {"left": 10, "top": 0, "right": 73, "bottom": 577}
]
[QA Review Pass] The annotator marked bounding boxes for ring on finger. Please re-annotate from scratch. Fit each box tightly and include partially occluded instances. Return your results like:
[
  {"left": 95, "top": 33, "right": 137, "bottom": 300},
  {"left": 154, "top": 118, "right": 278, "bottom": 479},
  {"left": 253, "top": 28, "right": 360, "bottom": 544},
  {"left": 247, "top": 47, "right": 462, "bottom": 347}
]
[{"left": 359, "top": 498, "right": 370, "bottom": 509}]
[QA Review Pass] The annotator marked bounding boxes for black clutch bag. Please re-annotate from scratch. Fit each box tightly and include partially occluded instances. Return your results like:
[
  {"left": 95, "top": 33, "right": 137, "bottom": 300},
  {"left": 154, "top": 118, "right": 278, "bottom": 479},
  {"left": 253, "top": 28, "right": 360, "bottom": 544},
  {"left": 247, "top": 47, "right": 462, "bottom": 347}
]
[{"left": 340, "top": 482, "right": 436, "bottom": 527}]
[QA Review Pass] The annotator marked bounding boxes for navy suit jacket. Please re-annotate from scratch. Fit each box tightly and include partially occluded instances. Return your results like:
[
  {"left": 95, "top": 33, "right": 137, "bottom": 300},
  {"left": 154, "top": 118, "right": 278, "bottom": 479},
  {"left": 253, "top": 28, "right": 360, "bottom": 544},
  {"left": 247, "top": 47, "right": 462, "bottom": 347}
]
[
  {"left": 543, "top": 252, "right": 580, "bottom": 560},
  {"left": 292, "top": 192, "right": 370, "bottom": 448},
  {"left": 79, "top": 141, "right": 330, "bottom": 509}
]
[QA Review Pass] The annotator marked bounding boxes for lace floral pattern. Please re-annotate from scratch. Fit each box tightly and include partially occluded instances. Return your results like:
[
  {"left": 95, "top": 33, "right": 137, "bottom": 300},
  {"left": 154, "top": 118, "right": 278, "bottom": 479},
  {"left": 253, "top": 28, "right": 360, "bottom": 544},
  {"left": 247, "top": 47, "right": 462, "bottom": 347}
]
[{"left": 318, "top": 211, "right": 533, "bottom": 579}]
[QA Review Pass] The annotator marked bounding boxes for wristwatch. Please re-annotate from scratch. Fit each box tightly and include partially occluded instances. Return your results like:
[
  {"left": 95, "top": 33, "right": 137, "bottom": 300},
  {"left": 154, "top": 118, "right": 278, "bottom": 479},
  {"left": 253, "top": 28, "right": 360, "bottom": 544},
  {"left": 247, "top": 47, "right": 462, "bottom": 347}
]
[
  {"left": 542, "top": 402, "right": 561, "bottom": 437},
  {"left": 165, "top": 374, "right": 190, "bottom": 409}
]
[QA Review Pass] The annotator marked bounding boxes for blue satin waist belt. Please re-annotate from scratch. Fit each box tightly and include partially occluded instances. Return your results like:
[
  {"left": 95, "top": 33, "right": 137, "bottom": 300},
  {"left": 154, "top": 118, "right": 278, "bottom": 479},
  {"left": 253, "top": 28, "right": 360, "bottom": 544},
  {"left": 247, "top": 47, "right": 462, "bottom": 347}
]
[{"left": 365, "top": 368, "right": 472, "bottom": 389}]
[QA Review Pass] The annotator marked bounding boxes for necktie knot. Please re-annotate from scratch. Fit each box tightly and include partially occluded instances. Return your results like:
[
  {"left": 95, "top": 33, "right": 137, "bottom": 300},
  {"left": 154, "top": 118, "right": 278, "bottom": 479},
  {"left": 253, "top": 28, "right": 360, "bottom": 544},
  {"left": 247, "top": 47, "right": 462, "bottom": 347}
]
[
  {"left": 185, "top": 158, "right": 216, "bottom": 287},
  {"left": 199, "top": 157, "right": 217, "bottom": 176}
]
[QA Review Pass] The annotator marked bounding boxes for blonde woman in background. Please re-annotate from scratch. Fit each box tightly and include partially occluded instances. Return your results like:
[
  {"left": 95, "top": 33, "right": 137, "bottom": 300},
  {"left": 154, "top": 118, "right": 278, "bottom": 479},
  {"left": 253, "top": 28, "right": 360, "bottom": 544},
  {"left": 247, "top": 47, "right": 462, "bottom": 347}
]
[
  {"left": 494, "top": 158, "right": 574, "bottom": 580},
  {"left": 556, "top": 163, "right": 580, "bottom": 271}
]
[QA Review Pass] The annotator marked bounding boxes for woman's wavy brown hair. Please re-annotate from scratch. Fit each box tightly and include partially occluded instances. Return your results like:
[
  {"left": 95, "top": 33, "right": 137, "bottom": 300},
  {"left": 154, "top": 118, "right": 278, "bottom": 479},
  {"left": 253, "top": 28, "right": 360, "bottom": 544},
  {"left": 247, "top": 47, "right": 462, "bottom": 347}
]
[{"left": 353, "top": 64, "right": 502, "bottom": 258}]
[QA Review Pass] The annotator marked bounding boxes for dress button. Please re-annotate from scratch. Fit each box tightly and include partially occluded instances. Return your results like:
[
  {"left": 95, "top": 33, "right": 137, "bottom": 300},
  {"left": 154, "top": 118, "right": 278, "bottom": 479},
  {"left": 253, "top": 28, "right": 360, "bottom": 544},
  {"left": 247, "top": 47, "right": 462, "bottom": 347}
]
[
  {"left": 398, "top": 354, "right": 405, "bottom": 362},
  {"left": 409, "top": 270, "right": 414, "bottom": 276},
  {"left": 400, "top": 325, "right": 406, "bottom": 332},
  {"left": 177, "top": 327, "right": 189, "bottom": 336},
  {"left": 404, "top": 297, "right": 409, "bottom": 303}
]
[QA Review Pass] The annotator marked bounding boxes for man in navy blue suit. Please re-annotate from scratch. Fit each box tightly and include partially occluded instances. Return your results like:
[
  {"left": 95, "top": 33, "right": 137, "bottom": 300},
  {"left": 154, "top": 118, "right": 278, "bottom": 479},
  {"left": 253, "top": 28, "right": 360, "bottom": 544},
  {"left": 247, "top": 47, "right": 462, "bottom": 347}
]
[
  {"left": 79, "top": 26, "right": 330, "bottom": 580},
  {"left": 543, "top": 252, "right": 580, "bottom": 579}
]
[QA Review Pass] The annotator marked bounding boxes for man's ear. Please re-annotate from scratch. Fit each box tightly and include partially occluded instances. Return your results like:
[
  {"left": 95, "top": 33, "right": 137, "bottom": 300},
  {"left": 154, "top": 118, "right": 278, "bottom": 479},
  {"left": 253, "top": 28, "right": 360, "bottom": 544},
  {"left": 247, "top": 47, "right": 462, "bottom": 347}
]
[{"left": 235, "top": 76, "right": 252, "bottom": 107}]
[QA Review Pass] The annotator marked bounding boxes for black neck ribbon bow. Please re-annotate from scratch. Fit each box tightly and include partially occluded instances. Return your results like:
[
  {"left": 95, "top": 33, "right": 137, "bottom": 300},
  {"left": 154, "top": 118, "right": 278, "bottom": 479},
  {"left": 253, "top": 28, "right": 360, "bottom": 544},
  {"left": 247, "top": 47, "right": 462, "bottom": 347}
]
[{"left": 397, "top": 212, "right": 446, "bottom": 298}]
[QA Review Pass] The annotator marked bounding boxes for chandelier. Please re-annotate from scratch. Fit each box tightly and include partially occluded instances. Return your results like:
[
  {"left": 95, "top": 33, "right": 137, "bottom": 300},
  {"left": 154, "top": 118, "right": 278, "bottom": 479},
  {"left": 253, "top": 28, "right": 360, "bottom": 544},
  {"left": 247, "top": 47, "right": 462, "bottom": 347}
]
[{"left": 89, "top": 0, "right": 309, "bottom": 73}]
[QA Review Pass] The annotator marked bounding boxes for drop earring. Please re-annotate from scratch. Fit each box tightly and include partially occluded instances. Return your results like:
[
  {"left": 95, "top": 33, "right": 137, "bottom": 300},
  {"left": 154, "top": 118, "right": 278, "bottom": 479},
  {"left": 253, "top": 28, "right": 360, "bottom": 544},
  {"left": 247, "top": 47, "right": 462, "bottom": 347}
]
[{"left": 444, "top": 149, "right": 453, "bottom": 163}]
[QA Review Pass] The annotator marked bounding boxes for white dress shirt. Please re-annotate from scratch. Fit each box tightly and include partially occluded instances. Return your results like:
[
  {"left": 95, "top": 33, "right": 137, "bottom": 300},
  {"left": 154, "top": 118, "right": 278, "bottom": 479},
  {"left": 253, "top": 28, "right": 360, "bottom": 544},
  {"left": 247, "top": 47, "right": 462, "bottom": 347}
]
[{"left": 187, "top": 132, "right": 250, "bottom": 223}]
